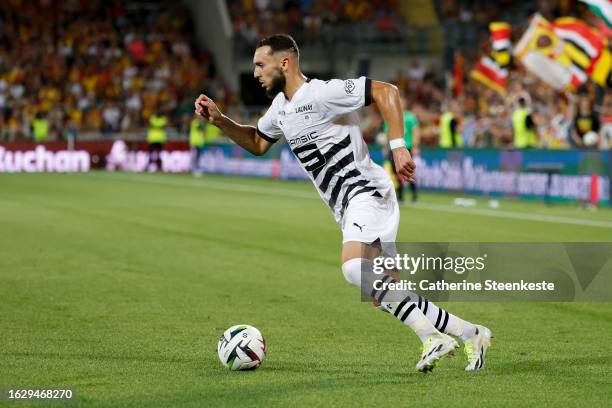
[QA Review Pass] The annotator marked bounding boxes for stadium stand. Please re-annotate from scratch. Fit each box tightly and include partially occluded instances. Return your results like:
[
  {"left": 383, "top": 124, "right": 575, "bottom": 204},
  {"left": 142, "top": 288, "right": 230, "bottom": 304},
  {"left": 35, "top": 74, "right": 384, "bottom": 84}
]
[
  {"left": 0, "top": 0, "right": 226, "bottom": 141},
  {"left": 0, "top": 0, "right": 609, "bottom": 150}
]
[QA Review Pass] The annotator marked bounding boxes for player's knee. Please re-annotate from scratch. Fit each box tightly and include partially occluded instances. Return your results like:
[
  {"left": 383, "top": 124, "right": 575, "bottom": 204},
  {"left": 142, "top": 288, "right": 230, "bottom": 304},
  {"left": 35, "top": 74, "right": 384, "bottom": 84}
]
[{"left": 341, "top": 258, "right": 373, "bottom": 288}]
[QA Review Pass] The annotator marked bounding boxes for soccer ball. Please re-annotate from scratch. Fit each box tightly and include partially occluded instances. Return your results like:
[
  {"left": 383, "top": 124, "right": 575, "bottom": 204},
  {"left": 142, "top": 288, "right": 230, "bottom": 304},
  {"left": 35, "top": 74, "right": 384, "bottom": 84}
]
[
  {"left": 217, "top": 324, "right": 267, "bottom": 370},
  {"left": 583, "top": 131, "right": 599, "bottom": 147}
]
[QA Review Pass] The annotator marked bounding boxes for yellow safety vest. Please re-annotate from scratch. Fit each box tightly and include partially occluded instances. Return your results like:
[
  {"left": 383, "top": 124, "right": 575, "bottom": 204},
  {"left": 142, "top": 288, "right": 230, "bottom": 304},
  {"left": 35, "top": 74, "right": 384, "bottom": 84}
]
[
  {"left": 32, "top": 118, "right": 49, "bottom": 142},
  {"left": 204, "top": 122, "right": 221, "bottom": 143},
  {"left": 512, "top": 108, "right": 537, "bottom": 148},
  {"left": 189, "top": 118, "right": 205, "bottom": 147},
  {"left": 147, "top": 115, "right": 167, "bottom": 143},
  {"left": 439, "top": 112, "right": 462, "bottom": 148}
]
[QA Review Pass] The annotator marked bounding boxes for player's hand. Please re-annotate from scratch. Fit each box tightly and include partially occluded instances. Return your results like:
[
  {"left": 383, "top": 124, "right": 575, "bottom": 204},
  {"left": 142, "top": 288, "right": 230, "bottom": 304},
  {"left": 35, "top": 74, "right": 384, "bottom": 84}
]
[
  {"left": 195, "top": 94, "right": 223, "bottom": 125},
  {"left": 391, "top": 147, "right": 416, "bottom": 184}
]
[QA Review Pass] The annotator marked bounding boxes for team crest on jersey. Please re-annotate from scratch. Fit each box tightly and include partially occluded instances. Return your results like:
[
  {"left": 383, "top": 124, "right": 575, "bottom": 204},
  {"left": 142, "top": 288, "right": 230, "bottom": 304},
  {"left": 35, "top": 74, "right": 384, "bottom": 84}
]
[
  {"left": 302, "top": 114, "right": 313, "bottom": 125},
  {"left": 344, "top": 79, "right": 355, "bottom": 94}
]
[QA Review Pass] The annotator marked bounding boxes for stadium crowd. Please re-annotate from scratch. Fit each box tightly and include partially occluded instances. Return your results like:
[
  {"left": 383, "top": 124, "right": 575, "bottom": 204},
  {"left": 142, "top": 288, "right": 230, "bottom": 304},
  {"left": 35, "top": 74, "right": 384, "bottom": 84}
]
[
  {"left": 0, "top": 0, "right": 220, "bottom": 141},
  {"left": 362, "top": 64, "right": 612, "bottom": 150},
  {"left": 0, "top": 0, "right": 609, "bottom": 149},
  {"left": 228, "top": 0, "right": 404, "bottom": 46}
]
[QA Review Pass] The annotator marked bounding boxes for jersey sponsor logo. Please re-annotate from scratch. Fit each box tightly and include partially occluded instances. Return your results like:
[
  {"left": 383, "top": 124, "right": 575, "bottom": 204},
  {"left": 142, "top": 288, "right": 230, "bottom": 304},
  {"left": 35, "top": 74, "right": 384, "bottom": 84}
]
[
  {"left": 295, "top": 104, "right": 313, "bottom": 114},
  {"left": 289, "top": 131, "right": 318, "bottom": 148},
  {"left": 344, "top": 79, "right": 355, "bottom": 94},
  {"left": 278, "top": 110, "right": 286, "bottom": 116}
]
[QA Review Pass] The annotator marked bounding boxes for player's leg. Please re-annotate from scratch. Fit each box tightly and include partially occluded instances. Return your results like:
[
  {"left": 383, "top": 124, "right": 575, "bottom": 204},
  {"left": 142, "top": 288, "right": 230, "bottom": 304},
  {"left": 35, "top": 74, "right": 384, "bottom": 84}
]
[
  {"left": 340, "top": 195, "right": 457, "bottom": 371},
  {"left": 341, "top": 242, "right": 458, "bottom": 372},
  {"left": 191, "top": 147, "right": 202, "bottom": 175},
  {"left": 413, "top": 296, "right": 478, "bottom": 340},
  {"left": 378, "top": 288, "right": 492, "bottom": 369},
  {"left": 409, "top": 181, "right": 417, "bottom": 202},
  {"left": 147, "top": 143, "right": 156, "bottom": 172},
  {"left": 148, "top": 142, "right": 161, "bottom": 172},
  {"left": 156, "top": 142, "right": 163, "bottom": 170},
  {"left": 341, "top": 241, "right": 438, "bottom": 342},
  {"left": 374, "top": 262, "right": 492, "bottom": 370},
  {"left": 382, "top": 188, "right": 492, "bottom": 370},
  {"left": 345, "top": 192, "right": 491, "bottom": 370}
]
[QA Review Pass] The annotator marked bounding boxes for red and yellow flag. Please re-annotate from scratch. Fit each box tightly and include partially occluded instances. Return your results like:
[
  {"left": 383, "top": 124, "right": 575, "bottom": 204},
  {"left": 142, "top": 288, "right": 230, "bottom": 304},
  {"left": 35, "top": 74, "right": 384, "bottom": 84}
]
[
  {"left": 470, "top": 21, "right": 511, "bottom": 95},
  {"left": 552, "top": 17, "right": 611, "bottom": 86},
  {"left": 514, "top": 14, "right": 610, "bottom": 90},
  {"left": 514, "top": 14, "right": 586, "bottom": 90}
]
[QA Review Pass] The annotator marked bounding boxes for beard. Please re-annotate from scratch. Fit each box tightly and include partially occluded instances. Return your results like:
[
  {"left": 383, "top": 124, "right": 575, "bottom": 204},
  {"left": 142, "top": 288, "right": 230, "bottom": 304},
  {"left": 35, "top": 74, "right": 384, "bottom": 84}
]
[{"left": 266, "top": 68, "right": 286, "bottom": 99}]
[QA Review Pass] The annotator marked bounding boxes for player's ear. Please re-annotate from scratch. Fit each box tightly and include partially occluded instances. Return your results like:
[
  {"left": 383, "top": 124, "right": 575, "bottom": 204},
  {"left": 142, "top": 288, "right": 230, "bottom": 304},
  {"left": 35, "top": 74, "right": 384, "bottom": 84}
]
[{"left": 280, "top": 56, "right": 290, "bottom": 71}]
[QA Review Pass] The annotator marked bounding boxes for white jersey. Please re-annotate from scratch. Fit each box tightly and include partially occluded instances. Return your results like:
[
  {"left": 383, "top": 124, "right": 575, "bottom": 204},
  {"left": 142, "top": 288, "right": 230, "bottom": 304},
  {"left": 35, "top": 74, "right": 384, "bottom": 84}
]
[{"left": 257, "top": 76, "right": 393, "bottom": 223}]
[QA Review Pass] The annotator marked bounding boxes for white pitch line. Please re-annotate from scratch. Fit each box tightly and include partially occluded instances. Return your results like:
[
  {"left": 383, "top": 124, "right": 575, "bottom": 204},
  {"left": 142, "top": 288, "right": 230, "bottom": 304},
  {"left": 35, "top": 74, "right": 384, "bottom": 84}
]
[
  {"left": 412, "top": 202, "right": 612, "bottom": 228},
  {"left": 89, "top": 172, "right": 612, "bottom": 229},
  {"left": 89, "top": 172, "right": 320, "bottom": 199}
]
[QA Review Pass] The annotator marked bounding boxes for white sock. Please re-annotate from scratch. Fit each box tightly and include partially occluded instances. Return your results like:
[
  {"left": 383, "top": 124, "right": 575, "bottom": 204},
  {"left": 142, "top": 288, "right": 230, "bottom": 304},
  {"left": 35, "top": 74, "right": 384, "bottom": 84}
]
[
  {"left": 413, "top": 295, "right": 477, "bottom": 340},
  {"left": 342, "top": 259, "right": 439, "bottom": 343},
  {"left": 342, "top": 258, "right": 478, "bottom": 341},
  {"left": 380, "top": 297, "right": 439, "bottom": 343}
]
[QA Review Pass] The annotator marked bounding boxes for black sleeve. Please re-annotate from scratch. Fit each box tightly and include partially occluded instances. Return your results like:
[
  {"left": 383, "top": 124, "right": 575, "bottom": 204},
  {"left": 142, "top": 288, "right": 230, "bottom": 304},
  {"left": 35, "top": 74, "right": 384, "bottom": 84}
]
[
  {"left": 525, "top": 114, "right": 534, "bottom": 130},
  {"left": 449, "top": 118, "right": 457, "bottom": 134},
  {"left": 256, "top": 127, "right": 278, "bottom": 144},
  {"left": 364, "top": 77, "right": 372, "bottom": 107}
]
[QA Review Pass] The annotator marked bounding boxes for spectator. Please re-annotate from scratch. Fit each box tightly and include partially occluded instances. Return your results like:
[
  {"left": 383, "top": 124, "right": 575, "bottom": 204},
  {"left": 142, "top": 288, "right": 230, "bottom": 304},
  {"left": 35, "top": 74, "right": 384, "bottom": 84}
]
[
  {"left": 572, "top": 97, "right": 601, "bottom": 148},
  {"left": 512, "top": 97, "right": 538, "bottom": 148},
  {"left": 543, "top": 94, "right": 575, "bottom": 149},
  {"left": 0, "top": 0, "right": 217, "bottom": 138},
  {"left": 439, "top": 100, "right": 463, "bottom": 148}
]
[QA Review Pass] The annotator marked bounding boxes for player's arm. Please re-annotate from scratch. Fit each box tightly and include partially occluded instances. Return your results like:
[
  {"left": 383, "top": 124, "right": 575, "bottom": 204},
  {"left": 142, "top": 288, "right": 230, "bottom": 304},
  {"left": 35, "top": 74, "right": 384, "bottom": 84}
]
[
  {"left": 412, "top": 125, "right": 421, "bottom": 155},
  {"left": 371, "top": 80, "right": 415, "bottom": 183},
  {"left": 195, "top": 94, "right": 274, "bottom": 156}
]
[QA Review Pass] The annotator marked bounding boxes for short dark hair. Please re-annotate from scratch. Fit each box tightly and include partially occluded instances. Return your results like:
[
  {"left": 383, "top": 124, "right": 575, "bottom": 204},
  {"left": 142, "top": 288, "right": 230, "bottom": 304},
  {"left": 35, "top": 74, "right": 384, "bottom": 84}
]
[{"left": 257, "top": 34, "right": 299, "bottom": 58}]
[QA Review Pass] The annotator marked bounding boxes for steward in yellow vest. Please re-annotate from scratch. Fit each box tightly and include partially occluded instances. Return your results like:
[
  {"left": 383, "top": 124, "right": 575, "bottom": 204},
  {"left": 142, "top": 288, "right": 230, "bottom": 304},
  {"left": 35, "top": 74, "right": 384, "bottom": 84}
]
[
  {"left": 189, "top": 117, "right": 206, "bottom": 148},
  {"left": 512, "top": 98, "right": 537, "bottom": 148},
  {"left": 439, "top": 112, "right": 463, "bottom": 148},
  {"left": 32, "top": 115, "right": 49, "bottom": 143},
  {"left": 190, "top": 117, "right": 206, "bottom": 175},
  {"left": 147, "top": 114, "right": 168, "bottom": 144},
  {"left": 204, "top": 120, "right": 221, "bottom": 143},
  {"left": 147, "top": 114, "right": 167, "bottom": 171}
]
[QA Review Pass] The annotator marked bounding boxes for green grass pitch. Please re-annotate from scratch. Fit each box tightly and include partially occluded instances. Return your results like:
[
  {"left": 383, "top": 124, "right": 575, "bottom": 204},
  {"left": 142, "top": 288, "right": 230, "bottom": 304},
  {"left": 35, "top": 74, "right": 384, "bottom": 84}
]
[{"left": 1, "top": 172, "right": 611, "bottom": 407}]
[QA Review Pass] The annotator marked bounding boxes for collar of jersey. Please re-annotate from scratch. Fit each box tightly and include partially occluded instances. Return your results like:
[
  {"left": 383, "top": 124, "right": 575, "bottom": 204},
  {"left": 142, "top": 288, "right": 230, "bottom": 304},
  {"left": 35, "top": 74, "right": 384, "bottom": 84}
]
[{"left": 283, "top": 77, "right": 310, "bottom": 103}]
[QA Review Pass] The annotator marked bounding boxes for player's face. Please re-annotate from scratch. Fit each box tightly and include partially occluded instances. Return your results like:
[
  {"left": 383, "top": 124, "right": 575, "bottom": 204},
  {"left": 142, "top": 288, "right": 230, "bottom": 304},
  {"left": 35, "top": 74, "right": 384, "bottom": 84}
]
[{"left": 253, "top": 46, "right": 286, "bottom": 99}]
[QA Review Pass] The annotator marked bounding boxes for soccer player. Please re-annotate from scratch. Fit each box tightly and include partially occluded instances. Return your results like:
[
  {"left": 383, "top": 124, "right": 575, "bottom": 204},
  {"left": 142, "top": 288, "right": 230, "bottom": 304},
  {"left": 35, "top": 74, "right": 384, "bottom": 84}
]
[
  {"left": 384, "top": 97, "right": 420, "bottom": 203},
  {"left": 195, "top": 34, "right": 491, "bottom": 372}
]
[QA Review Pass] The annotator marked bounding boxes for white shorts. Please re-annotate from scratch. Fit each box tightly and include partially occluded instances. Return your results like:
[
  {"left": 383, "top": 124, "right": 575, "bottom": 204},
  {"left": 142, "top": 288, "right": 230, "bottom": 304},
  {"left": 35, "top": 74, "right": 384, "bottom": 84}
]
[{"left": 341, "top": 192, "right": 399, "bottom": 255}]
